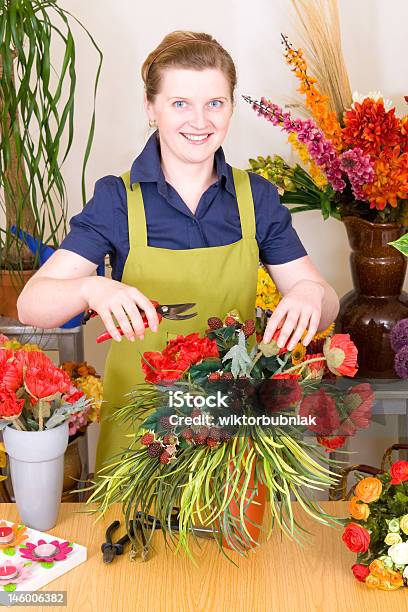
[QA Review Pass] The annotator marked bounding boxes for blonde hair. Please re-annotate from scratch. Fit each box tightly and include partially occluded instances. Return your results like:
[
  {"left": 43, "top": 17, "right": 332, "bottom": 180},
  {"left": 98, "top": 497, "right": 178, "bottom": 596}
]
[{"left": 141, "top": 30, "right": 237, "bottom": 103}]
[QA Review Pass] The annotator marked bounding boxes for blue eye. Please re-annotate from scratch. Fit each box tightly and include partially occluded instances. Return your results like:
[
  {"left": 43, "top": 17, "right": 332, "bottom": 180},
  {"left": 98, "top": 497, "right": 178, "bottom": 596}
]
[
  {"left": 173, "top": 101, "right": 186, "bottom": 108},
  {"left": 209, "top": 100, "right": 223, "bottom": 108}
]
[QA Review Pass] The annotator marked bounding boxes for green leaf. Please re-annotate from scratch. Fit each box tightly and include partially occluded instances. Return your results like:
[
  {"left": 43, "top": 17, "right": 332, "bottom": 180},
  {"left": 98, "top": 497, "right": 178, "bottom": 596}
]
[
  {"left": 389, "top": 234, "right": 408, "bottom": 257},
  {"left": 2, "top": 547, "right": 15, "bottom": 556},
  {"left": 222, "top": 331, "right": 252, "bottom": 378}
]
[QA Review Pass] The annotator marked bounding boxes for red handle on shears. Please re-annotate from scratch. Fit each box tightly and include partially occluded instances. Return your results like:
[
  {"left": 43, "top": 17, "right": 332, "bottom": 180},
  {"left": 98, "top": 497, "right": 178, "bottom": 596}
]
[{"left": 95, "top": 300, "right": 162, "bottom": 343}]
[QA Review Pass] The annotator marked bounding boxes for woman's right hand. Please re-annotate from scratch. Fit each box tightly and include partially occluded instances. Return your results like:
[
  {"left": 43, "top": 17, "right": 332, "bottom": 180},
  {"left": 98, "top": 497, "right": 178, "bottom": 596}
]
[{"left": 81, "top": 276, "right": 160, "bottom": 342}]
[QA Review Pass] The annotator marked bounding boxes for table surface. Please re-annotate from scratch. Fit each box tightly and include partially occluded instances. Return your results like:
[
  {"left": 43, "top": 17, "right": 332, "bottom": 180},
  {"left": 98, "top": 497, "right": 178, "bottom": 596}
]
[{"left": 0, "top": 502, "right": 406, "bottom": 612}]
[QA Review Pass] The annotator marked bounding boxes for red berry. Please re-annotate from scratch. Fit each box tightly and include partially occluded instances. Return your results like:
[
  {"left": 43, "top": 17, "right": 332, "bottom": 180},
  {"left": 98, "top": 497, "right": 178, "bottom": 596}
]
[
  {"left": 219, "top": 429, "right": 232, "bottom": 442},
  {"left": 242, "top": 319, "right": 256, "bottom": 338},
  {"left": 207, "top": 317, "right": 223, "bottom": 330},
  {"left": 208, "top": 427, "right": 221, "bottom": 441},
  {"left": 207, "top": 438, "right": 219, "bottom": 448},
  {"left": 208, "top": 372, "right": 221, "bottom": 381},
  {"left": 181, "top": 428, "right": 194, "bottom": 441},
  {"left": 140, "top": 432, "right": 155, "bottom": 446},
  {"left": 225, "top": 316, "right": 237, "bottom": 326},
  {"left": 191, "top": 409, "right": 202, "bottom": 419},
  {"left": 159, "top": 450, "right": 172, "bottom": 464},
  {"left": 158, "top": 415, "right": 173, "bottom": 431},
  {"left": 163, "top": 433, "right": 178, "bottom": 445},
  {"left": 147, "top": 442, "right": 164, "bottom": 458}
]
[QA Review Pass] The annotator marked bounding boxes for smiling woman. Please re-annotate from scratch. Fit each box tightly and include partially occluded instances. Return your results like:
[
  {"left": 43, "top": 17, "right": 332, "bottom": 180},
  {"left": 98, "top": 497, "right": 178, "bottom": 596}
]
[{"left": 16, "top": 29, "right": 339, "bottom": 475}]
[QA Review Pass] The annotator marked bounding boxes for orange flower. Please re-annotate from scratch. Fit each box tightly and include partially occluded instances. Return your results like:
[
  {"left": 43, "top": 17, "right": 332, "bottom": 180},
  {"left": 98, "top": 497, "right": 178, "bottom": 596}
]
[
  {"left": 355, "top": 476, "right": 382, "bottom": 503},
  {"left": 343, "top": 98, "right": 400, "bottom": 156},
  {"left": 349, "top": 496, "right": 370, "bottom": 521},
  {"left": 283, "top": 39, "right": 343, "bottom": 151},
  {"left": 363, "top": 146, "right": 408, "bottom": 210},
  {"left": 0, "top": 521, "right": 28, "bottom": 549}
]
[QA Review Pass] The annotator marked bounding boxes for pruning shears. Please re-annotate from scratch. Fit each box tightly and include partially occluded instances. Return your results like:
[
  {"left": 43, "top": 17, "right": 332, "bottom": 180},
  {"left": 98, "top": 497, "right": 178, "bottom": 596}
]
[{"left": 83, "top": 300, "right": 197, "bottom": 343}]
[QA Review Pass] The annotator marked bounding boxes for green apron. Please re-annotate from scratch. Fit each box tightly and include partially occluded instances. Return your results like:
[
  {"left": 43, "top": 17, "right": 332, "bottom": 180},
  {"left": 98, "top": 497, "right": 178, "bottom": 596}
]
[{"left": 94, "top": 167, "right": 260, "bottom": 476}]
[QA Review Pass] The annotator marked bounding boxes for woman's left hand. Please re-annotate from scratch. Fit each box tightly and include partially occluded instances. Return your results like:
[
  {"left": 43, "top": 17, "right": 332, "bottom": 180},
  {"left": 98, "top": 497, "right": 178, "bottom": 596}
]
[{"left": 262, "top": 279, "right": 325, "bottom": 349}]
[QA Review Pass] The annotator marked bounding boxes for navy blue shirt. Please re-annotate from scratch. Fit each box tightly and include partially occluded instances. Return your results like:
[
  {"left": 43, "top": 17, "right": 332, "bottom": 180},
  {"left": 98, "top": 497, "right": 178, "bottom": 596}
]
[{"left": 58, "top": 131, "right": 307, "bottom": 281}]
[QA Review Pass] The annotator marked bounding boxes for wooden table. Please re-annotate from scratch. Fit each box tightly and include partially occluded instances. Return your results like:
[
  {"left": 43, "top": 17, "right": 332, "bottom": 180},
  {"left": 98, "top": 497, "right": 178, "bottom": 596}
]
[{"left": 0, "top": 502, "right": 406, "bottom": 612}]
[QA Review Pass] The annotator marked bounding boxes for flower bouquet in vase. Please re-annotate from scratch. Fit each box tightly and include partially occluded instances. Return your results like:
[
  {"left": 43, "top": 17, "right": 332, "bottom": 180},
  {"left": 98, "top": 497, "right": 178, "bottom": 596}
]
[
  {"left": 83, "top": 311, "right": 374, "bottom": 563},
  {"left": 0, "top": 347, "right": 92, "bottom": 530},
  {"left": 245, "top": 0, "right": 408, "bottom": 377}
]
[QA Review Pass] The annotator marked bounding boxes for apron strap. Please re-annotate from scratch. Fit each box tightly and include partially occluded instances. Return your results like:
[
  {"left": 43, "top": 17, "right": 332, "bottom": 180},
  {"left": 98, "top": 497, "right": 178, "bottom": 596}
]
[
  {"left": 120, "top": 166, "right": 256, "bottom": 248},
  {"left": 231, "top": 167, "right": 256, "bottom": 239},
  {"left": 120, "top": 170, "right": 148, "bottom": 247}
]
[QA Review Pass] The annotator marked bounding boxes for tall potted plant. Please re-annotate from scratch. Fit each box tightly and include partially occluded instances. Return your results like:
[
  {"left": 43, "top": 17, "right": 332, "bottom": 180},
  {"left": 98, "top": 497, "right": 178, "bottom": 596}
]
[
  {"left": 245, "top": 0, "right": 408, "bottom": 378},
  {"left": 0, "top": 0, "right": 102, "bottom": 318}
]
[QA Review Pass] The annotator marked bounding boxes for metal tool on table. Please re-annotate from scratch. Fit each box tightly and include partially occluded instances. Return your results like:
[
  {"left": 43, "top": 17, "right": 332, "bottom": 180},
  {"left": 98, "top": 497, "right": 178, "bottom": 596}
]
[
  {"left": 102, "top": 512, "right": 218, "bottom": 563},
  {"left": 101, "top": 519, "right": 136, "bottom": 563},
  {"left": 83, "top": 300, "right": 197, "bottom": 343}
]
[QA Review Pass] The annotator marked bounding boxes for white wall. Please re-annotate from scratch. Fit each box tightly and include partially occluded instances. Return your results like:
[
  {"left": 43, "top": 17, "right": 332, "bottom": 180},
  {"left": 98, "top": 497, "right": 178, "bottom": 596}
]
[{"left": 43, "top": 0, "right": 408, "bottom": 470}]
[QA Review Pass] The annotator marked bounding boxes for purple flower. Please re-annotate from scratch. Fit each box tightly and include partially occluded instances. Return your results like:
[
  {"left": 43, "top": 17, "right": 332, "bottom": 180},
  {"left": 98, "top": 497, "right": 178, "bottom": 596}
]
[
  {"left": 253, "top": 97, "right": 346, "bottom": 192},
  {"left": 390, "top": 318, "right": 408, "bottom": 353},
  {"left": 394, "top": 345, "right": 408, "bottom": 379},
  {"left": 339, "top": 148, "right": 374, "bottom": 200}
]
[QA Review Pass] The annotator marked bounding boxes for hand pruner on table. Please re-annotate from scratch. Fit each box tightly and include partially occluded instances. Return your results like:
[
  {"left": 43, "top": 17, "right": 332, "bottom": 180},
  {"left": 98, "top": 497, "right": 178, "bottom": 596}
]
[{"left": 82, "top": 300, "right": 197, "bottom": 343}]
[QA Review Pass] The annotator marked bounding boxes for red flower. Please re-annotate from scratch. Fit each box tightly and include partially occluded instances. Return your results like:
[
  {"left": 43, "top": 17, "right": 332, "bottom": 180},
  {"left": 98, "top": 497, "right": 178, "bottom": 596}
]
[
  {"left": 323, "top": 334, "right": 358, "bottom": 377},
  {"left": 339, "top": 383, "right": 374, "bottom": 435},
  {"left": 351, "top": 564, "right": 370, "bottom": 582},
  {"left": 316, "top": 435, "right": 347, "bottom": 452},
  {"left": 271, "top": 329, "right": 289, "bottom": 354},
  {"left": 23, "top": 355, "right": 71, "bottom": 401},
  {"left": 0, "top": 349, "right": 22, "bottom": 392},
  {"left": 0, "top": 384, "right": 24, "bottom": 418},
  {"left": 299, "top": 389, "right": 340, "bottom": 435},
  {"left": 390, "top": 460, "right": 408, "bottom": 485},
  {"left": 142, "top": 333, "right": 219, "bottom": 384},
  {"left": 258, "top": 377, "right": 303, "bottom": 412},
  {"left": 342, "top": 522, "right": 370, "bottom": 553},
  {"left": 64, "top": 389, "right": 85, "bottom": 404}
]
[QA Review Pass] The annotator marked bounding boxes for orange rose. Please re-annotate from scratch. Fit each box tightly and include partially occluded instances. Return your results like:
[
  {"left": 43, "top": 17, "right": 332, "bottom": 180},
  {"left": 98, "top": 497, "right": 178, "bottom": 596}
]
[
  {"left": 349, "top": 496, "right": 370, "bottom": 521},
  {"left": 355, "top": 477, "right": 382, "bottom": 503}
]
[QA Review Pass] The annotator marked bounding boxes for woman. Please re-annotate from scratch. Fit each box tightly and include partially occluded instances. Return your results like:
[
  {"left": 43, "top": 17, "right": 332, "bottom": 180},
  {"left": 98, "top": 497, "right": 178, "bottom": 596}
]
[{"left": 17, "top": 31, "right": 339, "bottom": 475}]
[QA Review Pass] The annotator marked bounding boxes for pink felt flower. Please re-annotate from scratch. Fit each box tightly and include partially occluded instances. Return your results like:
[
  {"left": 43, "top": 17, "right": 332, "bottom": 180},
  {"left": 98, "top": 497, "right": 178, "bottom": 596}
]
[
  {"left": 0, "top": 560, "right": 32, "bottom": 586},
  {"left": 19, "top": 539, "right": 73, "bottom": 563}
]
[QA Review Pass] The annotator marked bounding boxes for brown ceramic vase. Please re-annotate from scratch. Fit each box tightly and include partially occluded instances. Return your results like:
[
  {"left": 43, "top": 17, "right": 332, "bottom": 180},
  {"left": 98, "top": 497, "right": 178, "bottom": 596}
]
[{"left": 335, "top": 216, "right": 408, "bottom": 379}]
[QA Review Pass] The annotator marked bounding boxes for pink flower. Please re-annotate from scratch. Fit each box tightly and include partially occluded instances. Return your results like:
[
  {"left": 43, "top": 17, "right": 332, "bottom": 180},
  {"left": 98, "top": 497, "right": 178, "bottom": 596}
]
[
  {"left": 0, "top": 560, "right": 33, "bottom": 585},
  {"left": 248, "top": 97, "right": 346, "bottom": 191},
  {"left": 339, "top": 147, "right": 375, "bottom": 200},
  {"left": 19, "top": 539, "right": 73, "bottom": 563}
]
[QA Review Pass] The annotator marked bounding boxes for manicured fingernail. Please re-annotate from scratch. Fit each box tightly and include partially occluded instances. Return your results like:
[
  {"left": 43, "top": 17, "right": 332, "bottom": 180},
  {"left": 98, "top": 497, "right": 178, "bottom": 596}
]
[
  {"left": 115, "top": 335, "right": 121, "bottom": 342},
  {"left": 130, "top": 336, "right": 135, "bottom": 342},
  {"left": 152, "top": 325, "right": 158, "bottom": 332}
]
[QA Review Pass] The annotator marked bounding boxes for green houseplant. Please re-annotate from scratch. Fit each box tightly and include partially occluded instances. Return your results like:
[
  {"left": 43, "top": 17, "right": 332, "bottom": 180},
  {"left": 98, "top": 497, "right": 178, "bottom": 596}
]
[{"left": 0, "top": 0, "right": 102, "bottom": 317}]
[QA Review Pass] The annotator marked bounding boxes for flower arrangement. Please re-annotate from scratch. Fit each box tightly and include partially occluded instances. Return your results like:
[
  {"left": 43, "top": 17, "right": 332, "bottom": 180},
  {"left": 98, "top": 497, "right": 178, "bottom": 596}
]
[
  {"left": 342, "top": 461, "right": 408, "bottom": 590},
  {"left": 390, "top": 319, "right": 408, "bottom": 379},
  {"left": 245, "top": 34, "right": 408, "bottom": 225},
  {"left": 0, "top": 348, "right": 92, "bottom": 432},
  {"left": 60, "top": 361, "right": 103, "bottom": 431},
  {"left": 84, "top": 311, "right": 373, "bottom": 562}
]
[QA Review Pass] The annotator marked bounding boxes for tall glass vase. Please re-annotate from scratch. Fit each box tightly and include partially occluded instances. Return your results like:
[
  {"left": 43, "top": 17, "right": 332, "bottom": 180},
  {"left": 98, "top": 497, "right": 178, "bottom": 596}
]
[{"left": 335, "top": 216, "right": 408, "bottom": 379}]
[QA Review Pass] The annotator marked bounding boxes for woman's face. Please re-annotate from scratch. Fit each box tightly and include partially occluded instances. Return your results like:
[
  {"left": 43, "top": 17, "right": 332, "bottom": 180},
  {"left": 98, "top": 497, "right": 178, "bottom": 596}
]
[{"left": 144, "top": 67, "right": 234, "bottom": 165}]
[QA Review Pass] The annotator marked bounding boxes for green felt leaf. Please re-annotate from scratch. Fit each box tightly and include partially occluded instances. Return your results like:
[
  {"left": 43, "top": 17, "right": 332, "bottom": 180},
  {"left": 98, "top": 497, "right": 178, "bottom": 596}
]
[
  {"left": 3, "top": 583, "right": 16, "bottom": 592},
  {"left": 23, "top": 562, "right": 32, "bottom": 566},
  {"left": 40, "top": 561, "right": 54, "bottom": 569},
  {"left": 2, "top": 547, "right": 15, "bottom": 556}
]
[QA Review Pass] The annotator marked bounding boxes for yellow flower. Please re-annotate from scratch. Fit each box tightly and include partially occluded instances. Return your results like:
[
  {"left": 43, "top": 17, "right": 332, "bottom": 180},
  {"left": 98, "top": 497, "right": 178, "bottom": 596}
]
[
  {"left": 399, "top": 514, "right": 408, "bottom": 535},
  {"left": 291, "top": 343, "right": 306, "bottom": 365},
  {"left": 75, "top": 375, "right": 103, "bottom": 423},
  {"left": 0, "top": 443, "right": 7, "bottom": 483},
  {"left": 385, "top": 533, "right": 402, "bottom": 546}
]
